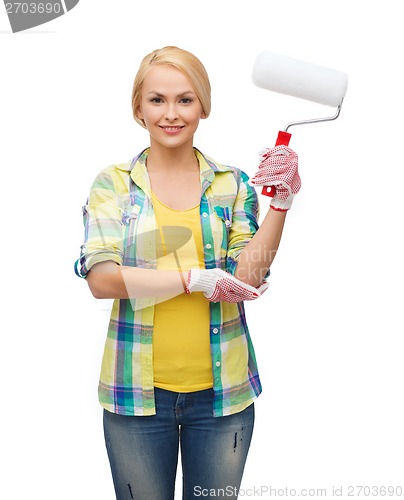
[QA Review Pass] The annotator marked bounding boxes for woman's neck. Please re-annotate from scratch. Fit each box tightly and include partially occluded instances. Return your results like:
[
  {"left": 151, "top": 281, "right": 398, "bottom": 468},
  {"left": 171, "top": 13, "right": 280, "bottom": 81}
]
[{"left": 145, "top": 143, "right": 199, "bottom": 174}]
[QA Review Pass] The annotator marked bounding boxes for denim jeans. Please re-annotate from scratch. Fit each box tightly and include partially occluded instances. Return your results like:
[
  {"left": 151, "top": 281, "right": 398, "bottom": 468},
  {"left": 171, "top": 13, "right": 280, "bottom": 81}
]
[{"left": 103, "top": 387, "right": 255, "bottom": 499}]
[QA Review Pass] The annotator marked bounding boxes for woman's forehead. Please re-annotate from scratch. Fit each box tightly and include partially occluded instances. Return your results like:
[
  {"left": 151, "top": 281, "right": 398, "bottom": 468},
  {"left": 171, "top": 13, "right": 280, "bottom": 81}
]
[{"left": 143, "top": 65, "right": 195, "bottom": 94}]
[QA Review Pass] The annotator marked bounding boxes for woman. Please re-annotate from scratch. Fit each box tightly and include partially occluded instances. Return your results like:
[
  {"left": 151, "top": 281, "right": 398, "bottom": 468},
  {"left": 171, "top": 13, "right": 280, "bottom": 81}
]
[{"left": 75, "top": 46, "right": 300, "bottom": 499}]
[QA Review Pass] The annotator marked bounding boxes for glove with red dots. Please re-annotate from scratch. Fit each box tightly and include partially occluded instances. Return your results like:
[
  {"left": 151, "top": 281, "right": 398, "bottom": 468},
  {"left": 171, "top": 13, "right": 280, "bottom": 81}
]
[
  {"left": 186, "top": 268, "right": 268, "bottom": 303},
  {"left": 249, "top": 146, "right": 301, "bottom": 211}
]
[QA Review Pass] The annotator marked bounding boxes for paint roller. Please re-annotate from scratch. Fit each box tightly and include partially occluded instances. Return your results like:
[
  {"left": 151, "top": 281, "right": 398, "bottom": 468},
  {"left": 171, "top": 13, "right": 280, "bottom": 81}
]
[{"left": 252, "top": 51, "right": 348, "bottom": 197}]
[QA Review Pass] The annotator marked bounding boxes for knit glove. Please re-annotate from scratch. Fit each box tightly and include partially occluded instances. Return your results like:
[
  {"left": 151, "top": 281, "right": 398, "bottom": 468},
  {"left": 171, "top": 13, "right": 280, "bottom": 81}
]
[
  {"left": 250, "top": 146, "right": 301, "bottom": 211},
  {"left": 187, "top": 269, "right": 268, "bottom": 303}
]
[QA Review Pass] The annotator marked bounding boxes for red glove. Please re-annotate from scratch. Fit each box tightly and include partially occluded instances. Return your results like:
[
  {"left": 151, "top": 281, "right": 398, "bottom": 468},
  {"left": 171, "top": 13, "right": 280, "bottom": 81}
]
[
  {"left": 250, "top": 146, "right": 301, "bottom": 211},
  {"left": 187, "top": 269, "right": 268, "bottom": 303}
]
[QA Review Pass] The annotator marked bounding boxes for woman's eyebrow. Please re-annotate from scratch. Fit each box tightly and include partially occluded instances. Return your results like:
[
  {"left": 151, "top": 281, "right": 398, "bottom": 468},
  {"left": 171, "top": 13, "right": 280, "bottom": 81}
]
[{"left": 146, "top": 90, "right": 196, "bottom": 97}]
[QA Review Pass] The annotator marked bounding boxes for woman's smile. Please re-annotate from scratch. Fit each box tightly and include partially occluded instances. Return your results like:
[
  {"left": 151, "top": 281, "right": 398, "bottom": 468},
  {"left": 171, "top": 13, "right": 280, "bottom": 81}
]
[{"left": 159, "top": 125, "right": 185, "bottom": 134}]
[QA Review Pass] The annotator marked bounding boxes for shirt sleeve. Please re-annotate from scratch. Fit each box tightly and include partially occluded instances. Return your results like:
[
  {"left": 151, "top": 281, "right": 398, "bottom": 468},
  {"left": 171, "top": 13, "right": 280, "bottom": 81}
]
[
  {"left": 74, "top": 169, "right": 124, "bottom": 278},
  {"left": 226, "top": 169, "right": 270, "bottom": 280}
]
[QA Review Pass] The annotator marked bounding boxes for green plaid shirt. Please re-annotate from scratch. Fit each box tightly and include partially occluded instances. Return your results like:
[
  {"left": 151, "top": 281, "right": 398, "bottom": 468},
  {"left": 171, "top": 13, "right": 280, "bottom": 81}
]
[{"left": 75, "top": 148, "right": 268, "bottom": 417}]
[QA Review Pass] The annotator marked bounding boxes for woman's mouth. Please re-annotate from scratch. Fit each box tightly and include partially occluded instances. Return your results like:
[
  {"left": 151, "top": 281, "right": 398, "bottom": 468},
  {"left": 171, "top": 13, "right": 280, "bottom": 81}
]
[{"left": 159, "top": 126, "right": 184, "bottom": 134}]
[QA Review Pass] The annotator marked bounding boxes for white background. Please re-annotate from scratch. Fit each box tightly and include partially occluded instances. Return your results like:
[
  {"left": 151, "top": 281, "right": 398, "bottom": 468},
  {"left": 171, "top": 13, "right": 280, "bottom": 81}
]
[{"left": 1, "top": 1, "right": 403, "bottom": 498}]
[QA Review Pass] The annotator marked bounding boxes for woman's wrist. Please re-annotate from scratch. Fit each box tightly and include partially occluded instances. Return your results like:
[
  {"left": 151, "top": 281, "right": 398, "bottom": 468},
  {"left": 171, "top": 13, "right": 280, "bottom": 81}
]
[{"left": 180, "top": 270, "right": 191, "bottom": 294}]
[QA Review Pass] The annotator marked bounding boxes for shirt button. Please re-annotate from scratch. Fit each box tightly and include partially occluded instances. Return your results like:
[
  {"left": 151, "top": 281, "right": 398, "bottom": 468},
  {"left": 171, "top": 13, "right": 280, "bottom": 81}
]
[
  {"left": 212, "top": 328, "right": 219, "bottom": 334},
  {"left": 215, "top": 361, "right": 221, "bottom": 367},
  {"left": 202, "top": 212, "right": 208, "bottom": 217},
  {"left": 205, "top": 243, "right": 212, "bottom": 249}
]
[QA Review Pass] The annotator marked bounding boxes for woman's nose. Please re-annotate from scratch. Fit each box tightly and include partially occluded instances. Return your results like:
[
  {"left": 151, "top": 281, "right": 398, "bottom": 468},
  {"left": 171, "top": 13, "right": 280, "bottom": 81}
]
[{"left": 164, "top": 104, "right": 178, "bottom": 121}]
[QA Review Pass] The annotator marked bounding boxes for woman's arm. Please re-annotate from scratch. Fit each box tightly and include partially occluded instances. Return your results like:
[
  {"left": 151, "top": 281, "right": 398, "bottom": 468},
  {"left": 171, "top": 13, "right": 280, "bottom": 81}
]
[
  {"left": 87, "top": 262, "right": 262, "bottom": 302},
  {"left": 234, "top": 208, "right": 287, "bottom": 287},
  {"left": 234, "top": 145, "right": 300, "bottom": 287},
  {"left": 86, "top": 261, "right": 187, "bottom": 299}
]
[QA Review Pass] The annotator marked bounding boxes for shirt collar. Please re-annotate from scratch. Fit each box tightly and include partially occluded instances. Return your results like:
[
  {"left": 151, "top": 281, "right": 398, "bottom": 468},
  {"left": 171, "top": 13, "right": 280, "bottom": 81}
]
[
  {"left": 127, "top": 147, "right": 233, "bottom": 199},
  {"left": 128, "top": 148, "right": 151, "bottom": 198}
]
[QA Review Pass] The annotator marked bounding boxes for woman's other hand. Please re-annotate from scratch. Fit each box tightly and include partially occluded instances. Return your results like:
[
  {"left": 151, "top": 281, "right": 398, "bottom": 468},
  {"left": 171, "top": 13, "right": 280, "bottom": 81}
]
[{"left": 187, "top": 269, "right": 268, "bottom": 303}]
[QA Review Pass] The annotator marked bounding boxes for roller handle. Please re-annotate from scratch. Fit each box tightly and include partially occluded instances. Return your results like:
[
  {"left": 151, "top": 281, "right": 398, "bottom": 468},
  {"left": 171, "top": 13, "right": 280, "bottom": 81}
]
[{"left": 261, "top": 130, "right": 292, "bottom": 197}]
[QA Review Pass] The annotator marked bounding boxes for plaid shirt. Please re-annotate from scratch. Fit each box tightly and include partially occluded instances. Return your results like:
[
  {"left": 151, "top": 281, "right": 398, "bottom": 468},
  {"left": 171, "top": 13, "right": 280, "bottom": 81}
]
[{"left": 75, "top": 148, "right": 268, "bottom": 417}]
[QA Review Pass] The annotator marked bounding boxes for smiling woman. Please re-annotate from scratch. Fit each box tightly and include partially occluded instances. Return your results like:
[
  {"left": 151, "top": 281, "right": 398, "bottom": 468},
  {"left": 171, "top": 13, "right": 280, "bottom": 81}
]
[
  {"left": 75, "top": 45, "right": 299, "bottom": 500},
  {"left": 131, "top": 45, "right": 211, "bottom": 128},
  {"left": 135, "top": 65, "right": 206, "bottom": 154}
]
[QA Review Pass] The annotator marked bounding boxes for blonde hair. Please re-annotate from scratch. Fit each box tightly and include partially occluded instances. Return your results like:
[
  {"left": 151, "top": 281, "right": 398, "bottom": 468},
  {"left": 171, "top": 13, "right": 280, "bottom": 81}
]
[{"left": 131, "top": 46, "right": 211, "bottom": 128}]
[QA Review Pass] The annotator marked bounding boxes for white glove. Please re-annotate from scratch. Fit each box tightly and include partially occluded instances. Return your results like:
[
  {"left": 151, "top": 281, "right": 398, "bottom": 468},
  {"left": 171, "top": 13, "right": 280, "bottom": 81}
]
[
  {"left": 250, "top": 146, "right": 301, "bottom": 211},
  {"left": 187, "top": 268, "right": 268, "bottom": 303}
]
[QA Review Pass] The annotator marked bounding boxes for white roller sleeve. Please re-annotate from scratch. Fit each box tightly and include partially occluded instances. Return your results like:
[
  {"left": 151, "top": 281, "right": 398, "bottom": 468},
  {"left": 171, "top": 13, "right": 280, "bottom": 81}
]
[{"left": 252, "top": 52, "right": 348, "bottom": 107}]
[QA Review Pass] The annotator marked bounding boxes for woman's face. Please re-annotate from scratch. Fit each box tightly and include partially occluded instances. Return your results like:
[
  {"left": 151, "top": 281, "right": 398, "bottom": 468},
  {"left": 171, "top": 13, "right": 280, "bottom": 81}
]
[{"left": 136, "top": 65, "right": 205, "bottom": 151}]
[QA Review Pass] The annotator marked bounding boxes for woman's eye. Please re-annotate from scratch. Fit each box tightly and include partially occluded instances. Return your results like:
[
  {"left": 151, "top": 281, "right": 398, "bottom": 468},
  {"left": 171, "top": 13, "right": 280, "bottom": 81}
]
[
  {"left": 180, "top": 98, "right": 192, "bottom": 104},
  {"left": 150, "top": 97, "right": 163, "bottom": 103}
]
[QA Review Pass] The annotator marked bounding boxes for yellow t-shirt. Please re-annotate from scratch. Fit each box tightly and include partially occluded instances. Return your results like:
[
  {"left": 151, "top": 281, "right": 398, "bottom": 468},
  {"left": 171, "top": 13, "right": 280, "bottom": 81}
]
[{"left": 151, "top": 191, "right": 213, "bottom": 392}]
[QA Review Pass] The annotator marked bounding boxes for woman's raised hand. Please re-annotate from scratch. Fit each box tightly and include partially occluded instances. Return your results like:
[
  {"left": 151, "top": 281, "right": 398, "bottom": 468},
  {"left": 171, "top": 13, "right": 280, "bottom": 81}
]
[{"left": 250, "top": 146, "right": 301, "bottom": 211}]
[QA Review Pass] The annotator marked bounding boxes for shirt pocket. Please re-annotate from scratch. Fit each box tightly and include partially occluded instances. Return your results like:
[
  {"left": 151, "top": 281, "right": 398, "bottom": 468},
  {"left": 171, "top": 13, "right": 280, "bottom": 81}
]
[
  {"left": 122, "top": 204, "right": 141, "bottom": 265},
  {"left": 212, "top": 205, "right": 233, "bottom": 255}
]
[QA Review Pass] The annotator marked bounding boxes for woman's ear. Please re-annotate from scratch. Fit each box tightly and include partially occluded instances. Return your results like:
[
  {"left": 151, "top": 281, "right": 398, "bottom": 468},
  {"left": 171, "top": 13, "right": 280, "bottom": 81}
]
[
  {"left": 135, "top": 105, "right": 144, "bottom": 121},
  {"left": 135, "top": 106, "right": 146, "bottom": 128}
]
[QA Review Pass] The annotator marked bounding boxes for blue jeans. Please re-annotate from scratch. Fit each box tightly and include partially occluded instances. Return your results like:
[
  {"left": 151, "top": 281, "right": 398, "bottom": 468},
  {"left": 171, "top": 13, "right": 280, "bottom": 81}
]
[{"left": 103, "top": 387, "right": 255, "bottom": 499}]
